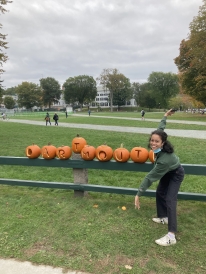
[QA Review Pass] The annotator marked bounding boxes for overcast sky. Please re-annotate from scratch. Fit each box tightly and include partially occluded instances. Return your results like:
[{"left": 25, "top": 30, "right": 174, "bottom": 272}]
[{"left": 1, "top": 0, "right": 203, "bottom": 89}]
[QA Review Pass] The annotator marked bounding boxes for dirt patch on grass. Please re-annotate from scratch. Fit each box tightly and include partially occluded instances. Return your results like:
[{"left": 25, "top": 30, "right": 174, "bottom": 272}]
[
  {"left": 24, "top": 241, "right": 56, "bottom": 257},
  {"left": 93, "top": 254, "right": 135, "bottom": 274}
]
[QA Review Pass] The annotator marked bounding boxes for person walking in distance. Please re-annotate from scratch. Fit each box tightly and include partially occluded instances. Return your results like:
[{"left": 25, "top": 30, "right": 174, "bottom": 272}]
[
  {"left": 134, "top": 109, "right": 185, "bottom": 246},
  {"left": 53, "top": 113, "right": 59, "bottom": 126},
  {"left": 141, "top": 109, "right": 145, "bottom": 120},
  {"left": 45, "top": 112, "right": 51, "bottom": 126}
]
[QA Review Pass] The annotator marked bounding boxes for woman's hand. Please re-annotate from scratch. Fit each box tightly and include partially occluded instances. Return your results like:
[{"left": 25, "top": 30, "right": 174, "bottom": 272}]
[
  {"left": 164, "top": 109, "right": 175, "bottom": 117},
  {"left": 135, "top": 195, "right": 140, "bottom": 209}
]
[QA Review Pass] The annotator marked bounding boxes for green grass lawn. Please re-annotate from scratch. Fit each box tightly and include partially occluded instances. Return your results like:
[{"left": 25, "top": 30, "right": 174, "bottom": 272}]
[
  {"left": 0, "top": 114, "right": 206, "bottom": 274},
  {"left": 10, "top": 110, "right": 206, "bottom": 130}
]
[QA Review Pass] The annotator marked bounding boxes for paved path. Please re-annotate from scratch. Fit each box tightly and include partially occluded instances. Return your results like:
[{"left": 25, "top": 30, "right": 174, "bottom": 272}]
[
  {"left": 7, "top": 117, "right": 206, "bottom": 139},
  {"left": 74, "top": 114, "right": 206, "bottom": 126},
  {"left": 0, "top": 259, "right": 89, "bottom": 274}
]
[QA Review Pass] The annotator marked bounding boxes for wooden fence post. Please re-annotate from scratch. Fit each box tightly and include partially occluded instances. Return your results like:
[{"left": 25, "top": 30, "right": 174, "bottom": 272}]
[{"left": 72, "top": 153, "right": 88, "bottom": 197}]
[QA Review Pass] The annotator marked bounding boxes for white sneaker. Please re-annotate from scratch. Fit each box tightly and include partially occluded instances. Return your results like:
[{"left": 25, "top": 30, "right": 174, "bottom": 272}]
[
  {"left": 155, "top": 234, "right": 176, "bottom": 246},
  {"left": 152, "top": 217, "right": 168, "bottom": 225}
]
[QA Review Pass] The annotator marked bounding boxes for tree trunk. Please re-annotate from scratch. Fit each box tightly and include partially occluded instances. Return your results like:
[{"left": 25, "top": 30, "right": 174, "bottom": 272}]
[{"left": 110, "top": 91, "right": 113, "bottom": 112}]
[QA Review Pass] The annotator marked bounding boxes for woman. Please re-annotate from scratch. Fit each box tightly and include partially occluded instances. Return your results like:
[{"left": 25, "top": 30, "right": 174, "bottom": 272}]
[
  {"left": 135, "top": 109, "right": 185, "bottom": 246},
  {"left": 53, "top": 113, "right": 59, "bottom": 126},
  {"left": 45, "top": 112, "right": 51, "bottom": 126}
]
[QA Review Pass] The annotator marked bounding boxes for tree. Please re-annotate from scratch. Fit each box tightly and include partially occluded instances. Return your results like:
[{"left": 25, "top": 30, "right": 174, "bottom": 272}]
[
  {"left": 132, "top": 82, "right": 156, "bottom": 109},
  {"left": 3, "top": 95, "right": 15, "bottom": 109},
  {"left": 174, "top": 0, "right": 206, "bottom": 105},
  {"left": 97, "top": 68, "right": 130, "bottom": 112},
  {"left": 16, "top": 82, "right": 43, "bottom": 110},
  {"left": 40, "top": 77, "right": 61, "bottom": 109},
  {"left": 112, "top": 78, "right": 132, "bottom": 110},
  {"left": 0, "top": 0, "right": 12, "bottom": 74},
  {"left": 132, "top": 82, "right": 141, "bottom": 107},
  {"left": 0, "top": 84, "right": 4, "bottom": 104},
  {"left": 63, "top": 75, "right": 97, "bottom": 109},
  {"left": 4, "top": 86, "right": 17, "bottom": 95},
  {"left": 139, "top": 83, "right": 157, "bottom": 109},
  {"left": 148, "top": 72, "right": 179, "bottom": 109}
]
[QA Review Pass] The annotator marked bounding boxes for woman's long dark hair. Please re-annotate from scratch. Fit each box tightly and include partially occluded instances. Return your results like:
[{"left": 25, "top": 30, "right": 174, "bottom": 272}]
[{"left": 148, "top": 130, "right": 174, "bottom": 153}]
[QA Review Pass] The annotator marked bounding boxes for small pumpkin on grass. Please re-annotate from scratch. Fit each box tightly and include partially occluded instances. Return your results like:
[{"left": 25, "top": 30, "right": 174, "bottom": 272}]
[
  {"left": 56, "top": 145, "right": 72, "bottom": 160},
  {"left": 130, "top": 147, "right": 149, "bottom": 163},
  {"left": 81, "top": 145, "right": 96, "bottom": 161},
  {"left": 25, "top": 144, "right": 41, "bottom": 159},
  {"left": 113, "top": 143, "right": 130, "bottom": 163},
  {"left": 95, "top": 144, "right": 113, "bottom": 162},
  {"left": 41, "top": 143, "right": 57, "bottom": 160},
  {"left": 72, "top": 134, "right": 87, "bottom": 153}
]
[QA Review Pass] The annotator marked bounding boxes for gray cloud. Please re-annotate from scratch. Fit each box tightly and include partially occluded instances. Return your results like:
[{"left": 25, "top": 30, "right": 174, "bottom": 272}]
[{"left": 1, "top": 0, "right": 203, "bottom": 88}]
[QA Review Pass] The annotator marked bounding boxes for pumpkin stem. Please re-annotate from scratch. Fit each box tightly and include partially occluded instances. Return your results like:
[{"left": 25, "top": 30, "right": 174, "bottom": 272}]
[
  {"left": 48, "top": 142, "right": 51, "bottom": 145},
  {"left": 76, "top": 134, "right": 79, "bottom": 137},
  {"left": 120, "top": 143, "right": 124, "bottom": 148}
]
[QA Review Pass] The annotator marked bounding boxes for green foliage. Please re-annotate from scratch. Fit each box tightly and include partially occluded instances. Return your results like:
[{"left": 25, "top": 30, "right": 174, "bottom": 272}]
[
  {"left": 3, "top": 95, "right": 15, "bottom": 108},
  {"left": 63, "top": 75, "right": 97, "bottom": 109},
  {"left": 0, "top": 0, "right": 12, "bottom": 74},
  {"left": 137, "top": 82, "right": 156, "bottom": 109},
  {"left": 40, "top": 77, "right": 61, "bottom": 108},
  {"left": 0, "top": 82, "right": 4, "bottom": 103},
  {"left": 132, "top": 82, "right": 164, "bottom": 109},
  {"left": 148, "top": 72, "right": 179, "bottom": 108},
  {"left": 112, "top": 80, "right": 132, "bottom": 109},
  {"left": 98, "top": 68, "right": 131, "bottom": 112},
  {"left": 131, "top": 82, "right": 141, "bottom": 106},
  {"left": 4, "top": 86, "right": 17, "bottom": 95},
  {"left": 16, "top": 81, "right": 43, "bottom": 109},
  {"left": 174, "top": 0, "right": 206, "bottom": 105}
]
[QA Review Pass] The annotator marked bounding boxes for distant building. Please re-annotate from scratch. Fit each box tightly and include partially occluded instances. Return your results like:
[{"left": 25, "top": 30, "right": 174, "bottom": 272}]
[
  {"left": 52, "top": 93, "right": 67, "bottom": 109},
  {"left": 90, "top": 86, "right": 110, "bottom": 107},
  {"left": 90, "top": 86, "right": 136, "bottom": 108},
  {"left": 1, "top": 86, "right": 136, "bottom": 111}
]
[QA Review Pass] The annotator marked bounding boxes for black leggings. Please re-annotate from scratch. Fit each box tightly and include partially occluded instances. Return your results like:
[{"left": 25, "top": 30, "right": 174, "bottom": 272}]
[{"left": 156, "top": 165, "right": 185, "bottom": 233}]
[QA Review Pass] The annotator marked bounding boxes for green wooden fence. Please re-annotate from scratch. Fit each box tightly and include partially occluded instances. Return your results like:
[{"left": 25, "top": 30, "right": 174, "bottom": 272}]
[{"left": 0, "top": 156, "right": 206, "bottom": 201}]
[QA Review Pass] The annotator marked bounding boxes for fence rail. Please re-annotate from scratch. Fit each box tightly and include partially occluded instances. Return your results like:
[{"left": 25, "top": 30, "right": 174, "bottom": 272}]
[{"left": 0, "top": 156, "right": 206, "bottom": 201}]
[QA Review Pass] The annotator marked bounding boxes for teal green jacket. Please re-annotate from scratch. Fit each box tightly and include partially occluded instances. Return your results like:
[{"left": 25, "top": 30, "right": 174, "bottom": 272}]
[{"left": 137, "top": 116, "right": 180, "bottom": 197}]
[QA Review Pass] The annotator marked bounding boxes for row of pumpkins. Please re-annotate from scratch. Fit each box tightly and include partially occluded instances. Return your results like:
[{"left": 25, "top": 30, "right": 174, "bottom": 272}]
[{"left": 26, "top": 134, "right": 155, "bottom": 163}]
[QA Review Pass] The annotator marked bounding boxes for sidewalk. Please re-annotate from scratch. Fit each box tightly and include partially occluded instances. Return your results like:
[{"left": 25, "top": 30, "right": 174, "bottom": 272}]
[
  {"left": 74, "top": 113, "right": 206, "bottom": 126},
  {"left": 0, "top": 259, "right": 90, "bottom": 274},
  {"left": 7, "top": 118, "right": 206, "bottom": 139}
]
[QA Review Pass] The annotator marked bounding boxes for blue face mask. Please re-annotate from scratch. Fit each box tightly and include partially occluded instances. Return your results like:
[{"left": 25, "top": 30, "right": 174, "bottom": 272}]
[{"left": 153, "top": 148, "right": 161, "bottom": 153}]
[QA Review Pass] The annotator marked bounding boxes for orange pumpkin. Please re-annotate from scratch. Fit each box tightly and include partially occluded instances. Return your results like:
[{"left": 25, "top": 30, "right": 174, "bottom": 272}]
[
  {"left": 81, "top": 145, "right": 96, "bottom": 161},
  {"left": 130, "top": 147, "right": 149, "bottom": 163},
  {"left": 41, "top": 143, "right": 57, "bottom": 160},
  {"left": 25, "top": 144, "right": 41, "bottom": 159},
  {"left": 72, "top": 134, "right": 87, "bottom": 153},
  {"left": 56, "top": 145, "right": 72, "bottom": 160},
  {"left": 113, "top": 144, "right": 130, "bottom": 163},
  {"left": 148, "top": 150, "right": 155, "bottom": 163},
  {"left": 95, "top": 144, "right": 113, "bottom": 162}
]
